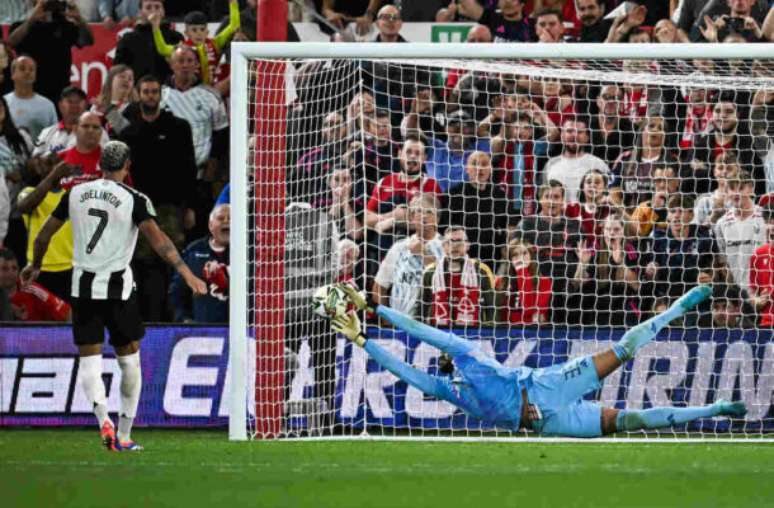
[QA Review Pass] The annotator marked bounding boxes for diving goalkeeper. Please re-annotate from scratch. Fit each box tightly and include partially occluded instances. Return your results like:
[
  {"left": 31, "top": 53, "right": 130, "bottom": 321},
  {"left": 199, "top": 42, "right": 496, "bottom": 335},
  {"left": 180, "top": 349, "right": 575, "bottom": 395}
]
[{"left": 331, "top": 284, "right": 746, "bottom": 437}]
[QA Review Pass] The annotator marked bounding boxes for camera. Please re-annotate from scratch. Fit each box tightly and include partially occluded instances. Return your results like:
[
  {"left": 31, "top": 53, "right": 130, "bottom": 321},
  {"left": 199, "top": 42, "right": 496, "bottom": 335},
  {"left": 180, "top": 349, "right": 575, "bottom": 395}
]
[
  {"left": 43, "top": 0, "right": 67, "bottom": 15},
  {"left": 726, "top": 17, "right": 746, "bottom": 33}
]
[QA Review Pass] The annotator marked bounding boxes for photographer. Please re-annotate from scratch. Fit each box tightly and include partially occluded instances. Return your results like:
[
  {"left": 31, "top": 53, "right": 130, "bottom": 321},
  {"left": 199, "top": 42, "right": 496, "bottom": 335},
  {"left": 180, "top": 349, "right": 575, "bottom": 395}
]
[
  {"left": 692, "top": 0, "right": 768, "bottom": 42},
  {"left": 7, "top": 0, "right": 94, "bottom": 103}
]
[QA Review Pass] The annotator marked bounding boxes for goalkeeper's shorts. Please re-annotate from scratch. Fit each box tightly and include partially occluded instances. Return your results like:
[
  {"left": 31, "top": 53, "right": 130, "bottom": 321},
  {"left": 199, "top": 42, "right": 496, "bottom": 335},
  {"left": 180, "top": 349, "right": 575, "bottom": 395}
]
[{"left": 524, "top": 355, "right": 603, "bottom": 438}]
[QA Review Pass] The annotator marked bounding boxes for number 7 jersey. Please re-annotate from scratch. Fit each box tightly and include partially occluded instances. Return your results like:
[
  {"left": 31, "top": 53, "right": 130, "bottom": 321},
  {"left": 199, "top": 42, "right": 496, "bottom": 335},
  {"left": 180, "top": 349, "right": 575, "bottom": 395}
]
[{"left": 52, "top": 178, "right": 157, "bottom": 301}]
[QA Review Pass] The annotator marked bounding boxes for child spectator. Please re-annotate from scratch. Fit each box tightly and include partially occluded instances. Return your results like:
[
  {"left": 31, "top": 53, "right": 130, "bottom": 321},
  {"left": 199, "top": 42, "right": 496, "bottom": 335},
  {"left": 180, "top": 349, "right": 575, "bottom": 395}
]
[
  {"left": 565, "top": 168, "right": 613, "bottom": 248},
  {"left": 496, "top": 239, "right": 551, "bottom": 325},
  {"left": 630, "top": 165, "right": 679, "bottom": 237},
  {"left": 421, "top": 226, "right": 496, "bottom": 327},
  {"left": 150, "top": 0, "right": 240, "bottom": 86},
  {"left": 573, "top": 213, "right": 642, "bottom": 326}
]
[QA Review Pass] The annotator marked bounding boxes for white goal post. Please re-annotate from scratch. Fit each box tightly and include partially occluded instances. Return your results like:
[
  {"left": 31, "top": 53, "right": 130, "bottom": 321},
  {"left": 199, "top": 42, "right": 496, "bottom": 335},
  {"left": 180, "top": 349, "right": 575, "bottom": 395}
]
[{"left": 230, "top": 42, "right": 774, "bottom": 442}]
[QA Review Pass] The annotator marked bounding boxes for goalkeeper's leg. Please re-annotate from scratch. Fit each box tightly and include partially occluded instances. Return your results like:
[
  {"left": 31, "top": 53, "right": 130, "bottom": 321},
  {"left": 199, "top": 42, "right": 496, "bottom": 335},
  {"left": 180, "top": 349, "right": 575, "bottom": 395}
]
[
  {"left": 600, "top": 400, "right": 747, "bottom": 434},
  {"left": 595, "top": 285, "right": 712, "bottom": 380}
]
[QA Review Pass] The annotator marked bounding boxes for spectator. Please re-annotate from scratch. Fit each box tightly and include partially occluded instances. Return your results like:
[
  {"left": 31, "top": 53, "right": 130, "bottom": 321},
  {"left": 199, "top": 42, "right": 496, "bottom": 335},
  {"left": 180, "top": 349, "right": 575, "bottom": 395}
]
[
  {"left": 534, "top": 8, "right": 567, "bottom": 42},
  {"left": 465, "top": 24, "right": 494, "bottom": 43},
  {"left": 346, "top": 90, "right": 375, "bottom": 139},
  {"left": 704, "top": 284, "right": 756, "bottom": 328},
  {"left": 336, "top": 237, "right": 360, "bottom": 284},
  {"left": 7, "top": 0, "right": 93, "bottom": 103},
  {"left": 373, "top": 193, "right": 444, "bottom": 317},
  {"left": 514, "top": 180, "right": 581, "bottom": 323},
  {"left": 326, "top": 167, "right": 363, "bottom": 242},
  {"left": 446, "top": 151, "right": 511, "bottom": 267},
  {"left": 491, "top": 110, "right": 556, "bottom": 216},
  {"left": 543, "top": 117, "right": 610, "bottom": 202},
  {"left": 694, "top": 152, "right": 740, "bottom": 227},
  {"left": 284, "top": 199, "right": 340, "bottom": 431},
  {"left": 653, "top": 18, "right": 690, "bottom": 43},
  {"left": 33, "top": 86, "right": 108, "bottom": 157},
  {"left": 589, "top": 84, "right": 636, "bottom": 167},
  {"left": 16, "top": 160, "right": 75, "bottom": 301},
  {"left": 687, "top": 98, "right": 762, "bottom": 196},
  {"left": 58, "top": 112, "right": 104, "bottom": 182},
  {"left": 162, "top": 45, "right": 229, "bottom": 237},
  {"left": 536, "top": 77, "right": 575, "bottom": 130},
  {"left": 565, "top": 168, "right": 614, "bottom": 248},
  {"left": 349, "top": 108, "right": 400, "bottom": 209},
  {"left": 400, "top": 84, "right": 447, "bottom": 144},
  {"left": 426, "top": 108, "right": 491, "bottom": 192},
  {"left": 619, "top": 60, "right": 658, "bottom": 129},
  {"left": 99, "top": 0, "right": 139, "bottom": 28},
  {"left": 576, "top": 0, "right": 611, "bottom": 42},
  {"left": 749, "top": 203, "right": 774, "bottom": 327},
  {"left": 677, "top": 83, "right": 714, "bottom": 152},
  {"left": 610, "top": 116, "right": 678, "bottom": 210},
  {"left": 694, "top": 0, "right": 767, "bottom": 42},
  {"left": 91, "top": 64, "right": 137, "bottom": 135},
  {"left": 0, "top": 246, "right": 70, "bottom": 321},
  {"left": 444, "top": 0, "right": 533, "bottom": 42},
  {"left": 372, "top": 4, "right": 405, "bottom": 42},
  {"left": 644, "top": 195, "right": 717, "bottom": 303},
  {"left": 365, "top": 138, "right": 441, "bottom": 238},
  {"left": 630, "top": 164, "right": 679, "bottom": 237},
  {"left": 573, "top": 213, "right": 642, "bottom": 326},
  {"left": 496, "top": 239, "right": 552, "bottom": 325},
  {"left": 624, "top": 26, "right": 653, "bottom": 43},
  {"left": 171, "top": 204, "right": 229, "bottom": 323},
  {"left": 0, "top": 93, "right": 33, "bottom": 262},
  {"left": 420, "top": 225, "right": 496, "bottom": 326},
  {"left": 118, "top": 74, "right": 198, "bottom": 320},
  {"left": 291, "top": 111, "right": 348, "bottom": 207},
  {"left": 714, "top": 170, "right": 767, "bottom": 295},
  {"left": 114, "top": 0, "right": 183, "bottom": 83},
  {"left": 605, "top": 3, "right": 647, "bottom": 43},
  {"left": 321, "top": 0, "right": 383, "bottom": 33},
  {"left": 4, "top": 56, "right": 57, "bottom": 140},
  {"left": 150, "top": 1, "right": 240, "bottom": 86},
  {"left": 0, "top": 41, "right": 13, "bottom": 96}
]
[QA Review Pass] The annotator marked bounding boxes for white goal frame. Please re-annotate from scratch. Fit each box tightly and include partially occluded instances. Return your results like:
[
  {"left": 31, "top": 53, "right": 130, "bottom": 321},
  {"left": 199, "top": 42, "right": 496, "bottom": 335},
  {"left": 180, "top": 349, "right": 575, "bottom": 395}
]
[{"left": 229, "top": 42, "right": 774, "bottom": 442}]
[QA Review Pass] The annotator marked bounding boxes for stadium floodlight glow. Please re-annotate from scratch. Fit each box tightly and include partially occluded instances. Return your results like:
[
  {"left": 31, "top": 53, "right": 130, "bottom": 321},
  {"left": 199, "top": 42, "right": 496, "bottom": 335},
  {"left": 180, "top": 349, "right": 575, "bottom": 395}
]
[{"left": 230, "top": 42, "right": 774, "bottom": 442}]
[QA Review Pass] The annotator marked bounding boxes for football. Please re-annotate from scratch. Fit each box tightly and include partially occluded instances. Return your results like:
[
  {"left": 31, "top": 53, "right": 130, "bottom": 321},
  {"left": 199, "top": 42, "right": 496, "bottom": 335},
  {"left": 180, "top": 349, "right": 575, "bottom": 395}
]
[{"left": 311, "top": 284, "right": 348, "bottom": 318}]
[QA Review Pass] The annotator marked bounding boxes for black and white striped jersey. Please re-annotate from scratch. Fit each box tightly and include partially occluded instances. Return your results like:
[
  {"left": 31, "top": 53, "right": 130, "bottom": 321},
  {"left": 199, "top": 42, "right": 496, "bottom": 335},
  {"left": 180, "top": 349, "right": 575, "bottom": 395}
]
[{"left": 52, "top": 179, "right": 156, "bottom": 300}]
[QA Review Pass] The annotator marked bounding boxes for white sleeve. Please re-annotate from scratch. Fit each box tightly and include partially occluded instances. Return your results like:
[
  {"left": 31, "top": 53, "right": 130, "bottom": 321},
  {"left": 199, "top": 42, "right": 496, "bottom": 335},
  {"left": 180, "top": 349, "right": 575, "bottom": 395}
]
[
  {"left": 32, "top": 126, "right": 52, "bottom": 156},
  {"left": 375, "top": 243, "right": 400, "bottom": 289},
  {"left": 211, "top": 95, "right": 229, "bottom": 130},
  {"left": 714, "top": 220, "right": 726, "bottom": 253},
  {"left": 0, "top": 178, "right": 10, "bottom": 244}
]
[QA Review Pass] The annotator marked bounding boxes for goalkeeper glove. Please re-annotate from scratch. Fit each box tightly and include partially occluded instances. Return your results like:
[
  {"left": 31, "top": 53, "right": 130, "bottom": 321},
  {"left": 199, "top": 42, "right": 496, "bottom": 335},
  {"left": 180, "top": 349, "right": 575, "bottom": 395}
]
[
  {"left": 337, "top": 282, "right": 372, "bottom": 312},
  {"left": 332, "top": 311, "right": 367, "bottom": 347}
]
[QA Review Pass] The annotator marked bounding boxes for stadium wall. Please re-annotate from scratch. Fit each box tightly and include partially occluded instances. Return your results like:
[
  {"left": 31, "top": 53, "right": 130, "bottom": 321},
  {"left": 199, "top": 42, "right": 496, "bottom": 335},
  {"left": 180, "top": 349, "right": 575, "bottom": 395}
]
[{"left": 1, "top": 326, "right": 772, "bottom": 430}]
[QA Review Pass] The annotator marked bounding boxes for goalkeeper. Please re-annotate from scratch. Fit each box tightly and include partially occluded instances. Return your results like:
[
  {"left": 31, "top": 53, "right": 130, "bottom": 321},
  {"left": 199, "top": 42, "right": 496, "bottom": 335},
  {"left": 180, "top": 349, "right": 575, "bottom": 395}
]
[{"left": 332, "top": 284, "right": 746, "bottom": 437}]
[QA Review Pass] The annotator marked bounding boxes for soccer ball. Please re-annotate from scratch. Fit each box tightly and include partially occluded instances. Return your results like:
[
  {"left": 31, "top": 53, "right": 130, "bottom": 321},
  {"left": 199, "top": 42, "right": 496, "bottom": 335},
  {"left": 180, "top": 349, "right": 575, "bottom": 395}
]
[{"left": 311, "top": 284, "right": 348, "bottom": 319}]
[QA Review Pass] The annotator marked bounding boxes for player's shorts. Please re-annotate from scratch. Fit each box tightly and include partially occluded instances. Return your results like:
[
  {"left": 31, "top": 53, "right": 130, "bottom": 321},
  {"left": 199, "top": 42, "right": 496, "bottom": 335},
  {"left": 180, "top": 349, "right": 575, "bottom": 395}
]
[
  {"left": 71, "top": 294, "right": 145, "bottom": 347},
  {"left": 525, "top": 355, "right": 603, "bottom": 438}
]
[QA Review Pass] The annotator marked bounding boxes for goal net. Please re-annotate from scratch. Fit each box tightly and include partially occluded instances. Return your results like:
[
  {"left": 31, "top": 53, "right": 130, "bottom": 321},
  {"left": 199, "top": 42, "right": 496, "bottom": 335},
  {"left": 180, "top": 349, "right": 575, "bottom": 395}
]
[{"left": 229, "top": 43, "right": 774, "bottom": 441}]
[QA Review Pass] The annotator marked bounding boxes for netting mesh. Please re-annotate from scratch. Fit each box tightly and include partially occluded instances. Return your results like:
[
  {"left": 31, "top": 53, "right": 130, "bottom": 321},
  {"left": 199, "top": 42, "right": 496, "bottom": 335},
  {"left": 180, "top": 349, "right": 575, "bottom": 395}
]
[{"left": 242, "top": 55, "right": 774, "bottom": 440}]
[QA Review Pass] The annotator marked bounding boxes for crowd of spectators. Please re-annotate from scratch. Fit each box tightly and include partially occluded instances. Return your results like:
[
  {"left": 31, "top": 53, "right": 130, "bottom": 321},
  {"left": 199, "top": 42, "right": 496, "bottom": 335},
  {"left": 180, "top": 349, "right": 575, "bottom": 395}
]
[{"left": 0, "top": 0, "right": 773, "bottom": 331}]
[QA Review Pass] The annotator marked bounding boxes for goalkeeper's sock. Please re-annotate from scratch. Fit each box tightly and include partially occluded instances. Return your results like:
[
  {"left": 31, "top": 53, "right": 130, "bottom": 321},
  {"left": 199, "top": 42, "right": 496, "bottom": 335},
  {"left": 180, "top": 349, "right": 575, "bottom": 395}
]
[
  {"left": 79, "top": 354, "right": 109, "bottom": 426},
  {"left": 117, "top": 352, "right": 142, "bottom": 442},
  {"left": 616, "top": 404, "right": 721, "bottom": 431},
  {"left": 613, "top": 285, "right": 712, "bottom": 362}
]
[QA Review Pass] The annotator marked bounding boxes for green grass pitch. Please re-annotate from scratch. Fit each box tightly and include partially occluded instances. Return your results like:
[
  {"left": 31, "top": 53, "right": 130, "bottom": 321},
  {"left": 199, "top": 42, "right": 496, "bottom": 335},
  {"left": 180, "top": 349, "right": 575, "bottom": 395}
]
[{"left": 2, "top": 429, "right": 774, "bottom": 508}]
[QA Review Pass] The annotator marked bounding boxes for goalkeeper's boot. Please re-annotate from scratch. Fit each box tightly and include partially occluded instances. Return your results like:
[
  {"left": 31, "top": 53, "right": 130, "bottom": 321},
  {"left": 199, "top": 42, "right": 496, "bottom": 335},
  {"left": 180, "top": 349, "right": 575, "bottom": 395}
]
[
  {"left": 337, "top": 282, "right": 371, "bottom": 312},
  {"left": 712, "top": 399, "right": 748, "bottom": 418},
  {"left": 117, "top": 440, "right": 144, "bottom": 452},
  {"left": 100, "top": 420, "right": 118, "bottom": 451}
]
